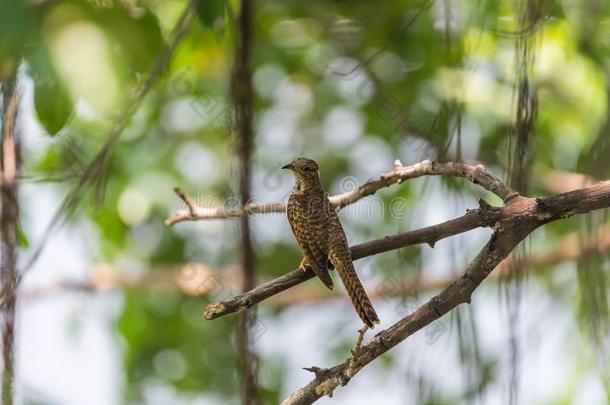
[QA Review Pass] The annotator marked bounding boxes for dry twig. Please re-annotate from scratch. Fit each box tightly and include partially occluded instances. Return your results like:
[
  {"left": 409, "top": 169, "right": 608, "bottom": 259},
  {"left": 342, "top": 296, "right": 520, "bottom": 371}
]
[{"left": 165, "top": 160, "right": 515, "bottom": 224}]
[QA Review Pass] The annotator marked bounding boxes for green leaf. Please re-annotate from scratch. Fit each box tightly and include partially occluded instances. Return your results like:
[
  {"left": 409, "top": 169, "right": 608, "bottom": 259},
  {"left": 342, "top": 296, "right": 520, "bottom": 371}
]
[
  {"left": 24, "top": 16, "right": 75, "bottom": 136},
  {"left": 196, "top": 0, "right": 225, "bottom": 31},
  {"left": 223, "top": 0, "right": 236, "bottom": 44},
  {"left": 33, "top": 75, "right": 74, "bottom": 136},
  {"left": 16, "top": 225, "right": 29, "bottom": 248},
  {"left": 0, "top": 0, "right": 37, "bottom": 80},
  {"left": 96, "top": 7, "right": 164, "bottom": 73}
]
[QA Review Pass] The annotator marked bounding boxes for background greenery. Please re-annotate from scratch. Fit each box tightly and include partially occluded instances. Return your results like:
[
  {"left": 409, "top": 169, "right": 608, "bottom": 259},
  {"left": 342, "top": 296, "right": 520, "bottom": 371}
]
[{"left": 2, "top": 0, "right": 610, "bottom": 403}]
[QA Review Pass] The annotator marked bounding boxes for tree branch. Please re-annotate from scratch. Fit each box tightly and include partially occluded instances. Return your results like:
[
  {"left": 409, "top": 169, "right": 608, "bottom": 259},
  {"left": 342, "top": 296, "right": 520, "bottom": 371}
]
[
  {"left": 168, "top": 157, "right": 609, "bottom": 401},
  {"left": 281, "top": 181, "right": 610, "bottom": 403},
  {"left": 21, "top": 222, "right": 610, "bottom": 304},
  {"left": 203, "top": 200, "right": 502, "bottom": 320},
  {"left": 274, "top": 221, "right": 610, "bottom": 305},
  {"left": 281, "top": 222, "right": 528, "bottom": 404},
  {"left": 165, "top": 159, "right": 515, "bottom": 225}
]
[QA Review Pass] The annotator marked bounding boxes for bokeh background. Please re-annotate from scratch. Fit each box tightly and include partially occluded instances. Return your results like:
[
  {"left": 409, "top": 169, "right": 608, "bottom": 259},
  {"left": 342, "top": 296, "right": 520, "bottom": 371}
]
[{"left": 1, "top": 0, "right": 610, "bottom": 403}]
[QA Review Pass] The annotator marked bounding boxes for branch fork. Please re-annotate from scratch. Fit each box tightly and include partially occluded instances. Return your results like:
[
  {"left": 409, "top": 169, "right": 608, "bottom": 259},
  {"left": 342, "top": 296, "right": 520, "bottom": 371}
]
[{"left": 165, "top": 160, "right": 610, "bottom": 404}]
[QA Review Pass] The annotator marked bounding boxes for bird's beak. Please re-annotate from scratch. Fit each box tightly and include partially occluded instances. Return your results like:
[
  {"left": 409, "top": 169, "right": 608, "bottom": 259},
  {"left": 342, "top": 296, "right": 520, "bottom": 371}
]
[{"left": 281, "top": 163, "right": 294, "bottom": 170}]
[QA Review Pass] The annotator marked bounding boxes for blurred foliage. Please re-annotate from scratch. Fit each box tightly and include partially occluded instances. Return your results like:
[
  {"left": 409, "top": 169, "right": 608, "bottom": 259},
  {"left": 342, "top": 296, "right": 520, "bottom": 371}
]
[{"left": 3, "top": 0, "right": 610, "bottom": 403}]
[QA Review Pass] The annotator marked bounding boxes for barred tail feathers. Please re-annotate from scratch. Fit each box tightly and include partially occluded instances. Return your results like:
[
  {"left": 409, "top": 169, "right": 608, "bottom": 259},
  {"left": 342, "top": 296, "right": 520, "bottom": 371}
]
[{"left": 334, "top": 260, "right": 380, "bottom": 328}]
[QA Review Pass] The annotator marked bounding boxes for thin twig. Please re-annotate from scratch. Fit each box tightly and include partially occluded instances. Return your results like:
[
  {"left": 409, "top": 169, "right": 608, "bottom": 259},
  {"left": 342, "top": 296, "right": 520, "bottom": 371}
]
[
  {"left": 345, "top": 326, "right": 368, "bottom": 378},
  {"left": 172, "top": 187, "right": 199, "bottom": 217}
]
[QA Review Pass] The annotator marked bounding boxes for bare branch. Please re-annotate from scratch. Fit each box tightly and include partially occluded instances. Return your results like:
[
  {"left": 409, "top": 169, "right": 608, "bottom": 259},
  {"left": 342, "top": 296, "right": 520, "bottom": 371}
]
[
  {"left": 19, "top": 262, "right": 236, "bottom": 300},
  {"left": 203, "top": 201, "right": 501, "bottom": 320},
  {"left": 280, "top": 222, "right": 528, "bottom": 404},
  {"left": 378, "top": 159, "right": 517, "bottom": 202},
  {"left": 165, "top": 197, "right": 285, "bottom": 225},
  {"left": 281, "top": 181, "right": 610, "bottom": 403},
  {"left": 21, "top": 221, "right": 610, "bottom": 305},
  {"left": 174, "top": 187, "right": 198, "bottom": 216},
  {"left": 166, "top": 159, "right": 515, "bottom": 224},
  {"left": 275, "top": 221, "right": 610, "bottom": 305}
]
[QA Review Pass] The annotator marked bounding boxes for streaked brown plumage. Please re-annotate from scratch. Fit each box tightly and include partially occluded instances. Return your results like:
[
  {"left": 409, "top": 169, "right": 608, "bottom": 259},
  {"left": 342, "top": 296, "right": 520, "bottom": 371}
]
[{"left": 282, "top": 157, "right": 380, "bottom": 328}]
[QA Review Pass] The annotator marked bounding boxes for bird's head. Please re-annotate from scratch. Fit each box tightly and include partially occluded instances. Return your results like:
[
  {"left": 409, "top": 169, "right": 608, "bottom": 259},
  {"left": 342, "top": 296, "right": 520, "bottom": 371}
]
[{"left": 282, "top": 157, "right": 321, "bottom": 188}]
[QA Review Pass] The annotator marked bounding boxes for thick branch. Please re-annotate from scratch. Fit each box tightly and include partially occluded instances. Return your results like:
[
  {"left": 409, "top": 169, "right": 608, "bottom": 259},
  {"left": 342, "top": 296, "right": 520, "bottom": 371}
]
[
  {"left": 166, "top": 160, "right": 515, "bottom": 224},
  {"left": 274, "top": 222, "right": 610, "bottom": 305},
  {"left": 282, "top": 182, "right": 610, "bottom": 403},
  {"left": 204, "top": 175, "right": 610, "bottom": 320},
  {"left": 281, "top": 219, "right": 532, "bottom": 404},
  {"left": 22, "top": 222, "right": 610, "bottom": 305},
  {"left": 35, "top": 216, "right": 610, "bottom": 302},
  {"left": 204, "top": 201, "right": 501, "bottom": 320}
]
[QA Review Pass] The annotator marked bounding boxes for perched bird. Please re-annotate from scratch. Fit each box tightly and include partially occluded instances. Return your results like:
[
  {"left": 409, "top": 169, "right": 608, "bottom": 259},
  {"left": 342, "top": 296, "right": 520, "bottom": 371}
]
[{"left": 282, "top": 157, "right": 380, "bottom": 328}]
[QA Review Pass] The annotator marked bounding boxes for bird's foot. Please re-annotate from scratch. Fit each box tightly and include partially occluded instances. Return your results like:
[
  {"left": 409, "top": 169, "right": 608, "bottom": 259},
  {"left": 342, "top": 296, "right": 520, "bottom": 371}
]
[{"left": 299, "top": 257, "right": 309, "bottom": 272}]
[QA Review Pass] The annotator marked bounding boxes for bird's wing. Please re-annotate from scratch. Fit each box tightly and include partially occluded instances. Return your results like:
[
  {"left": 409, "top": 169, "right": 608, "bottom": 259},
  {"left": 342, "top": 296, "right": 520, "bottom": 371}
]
[{"left": 287, "top": 198, "right": 334, "bottom": 290}]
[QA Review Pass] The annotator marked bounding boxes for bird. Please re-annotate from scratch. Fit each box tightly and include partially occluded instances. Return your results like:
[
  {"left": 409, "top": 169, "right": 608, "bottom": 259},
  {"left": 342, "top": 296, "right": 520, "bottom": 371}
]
[{"left": 282, "top": 157, "right": 380, "bottom": 328}]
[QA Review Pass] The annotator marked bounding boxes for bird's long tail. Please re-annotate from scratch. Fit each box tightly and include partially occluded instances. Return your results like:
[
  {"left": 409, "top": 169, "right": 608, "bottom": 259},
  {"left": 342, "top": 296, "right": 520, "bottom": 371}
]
[{"left": 334, "top": 259, "right": 380, "bottom": 328}]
